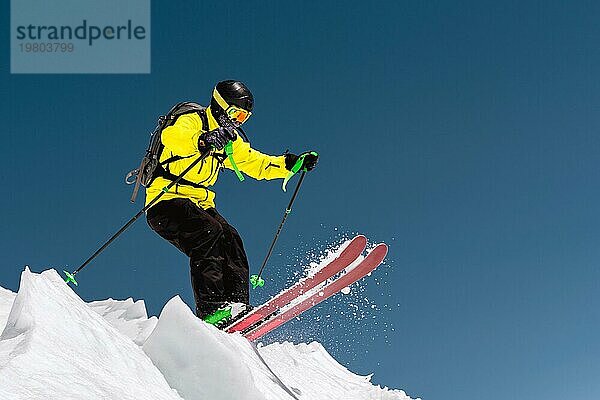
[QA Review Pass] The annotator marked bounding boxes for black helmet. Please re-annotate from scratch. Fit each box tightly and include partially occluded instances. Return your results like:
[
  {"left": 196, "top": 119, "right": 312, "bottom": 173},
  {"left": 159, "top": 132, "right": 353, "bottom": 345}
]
[{"left": 211, "top": 80, "right": 254, "bottom": 126}]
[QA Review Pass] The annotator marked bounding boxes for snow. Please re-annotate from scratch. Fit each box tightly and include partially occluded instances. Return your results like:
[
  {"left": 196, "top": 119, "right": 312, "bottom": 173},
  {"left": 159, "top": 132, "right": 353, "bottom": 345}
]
[
  {"left": 0, "top": 268, "right": 418, "bottom": 400},
  {"left": 89, "top": 297, "right": 157, "bottom": 345},
  {"left": 0, "top": 268, "right": 180, "bottom": 400},
  {"left": 259, "top": 342, "right": 414, "bottom": 400},
  {"left": 142, "top": 296, "right": 265, "bottom": 400},
  {"left": 0, "top": 286, "right": 15, "bottom": 329}
]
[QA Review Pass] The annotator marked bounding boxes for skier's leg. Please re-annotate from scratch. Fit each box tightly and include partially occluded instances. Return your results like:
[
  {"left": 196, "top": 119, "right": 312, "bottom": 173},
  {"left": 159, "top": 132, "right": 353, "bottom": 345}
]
[
  {"left": 206, "top": 208, "right": 250, "bottom": 305},
  {"left": 147, "top": 198, "right": 228, "bottom": 318},
  {"left": 145, "top": 198, "right": 189, "bottom": 253}
]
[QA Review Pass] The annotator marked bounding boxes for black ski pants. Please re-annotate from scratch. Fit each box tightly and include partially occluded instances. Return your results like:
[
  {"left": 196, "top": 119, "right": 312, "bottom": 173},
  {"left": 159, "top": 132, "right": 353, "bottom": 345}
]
[{"left": 146, "top": 198, "right": 249, "bottom": 318}]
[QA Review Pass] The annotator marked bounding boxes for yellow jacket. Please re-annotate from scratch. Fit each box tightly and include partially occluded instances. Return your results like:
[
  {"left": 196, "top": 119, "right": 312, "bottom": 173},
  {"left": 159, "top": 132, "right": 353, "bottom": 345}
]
[{"left": 145, "top": 106, "right": 289, "bottom": 209}]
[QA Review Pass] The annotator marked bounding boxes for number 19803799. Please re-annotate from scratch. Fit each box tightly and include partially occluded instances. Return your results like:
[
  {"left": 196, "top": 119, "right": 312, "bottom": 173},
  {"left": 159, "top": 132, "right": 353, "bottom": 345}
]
[{"left": 19, "top": 42, "right": 74, "bottom": 52}]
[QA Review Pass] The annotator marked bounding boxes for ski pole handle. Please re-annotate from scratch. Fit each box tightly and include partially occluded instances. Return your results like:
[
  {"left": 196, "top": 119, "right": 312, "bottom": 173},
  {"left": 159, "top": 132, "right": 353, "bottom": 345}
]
[{"left": 282, "top": 151, "right": 318, "bottom": 192}]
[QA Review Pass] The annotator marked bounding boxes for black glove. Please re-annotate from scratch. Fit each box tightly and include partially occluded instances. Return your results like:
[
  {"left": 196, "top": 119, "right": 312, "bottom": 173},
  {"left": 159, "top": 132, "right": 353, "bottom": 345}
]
[
  {"left": 198, "top": 126, "right": 237, "bottom": 151},
  {"left": 216, "top": 112, "right": 239, "bottom": 129},
  {"left": 284, "top": 151, "right": 319, "bottom": 171}
]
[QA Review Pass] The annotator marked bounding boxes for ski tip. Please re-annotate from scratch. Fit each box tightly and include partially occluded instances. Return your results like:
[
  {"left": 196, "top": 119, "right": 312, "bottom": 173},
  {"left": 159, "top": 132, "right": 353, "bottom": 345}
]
[
  {"left": 367, "top": 243, "right": 389, "bottom": 263},
  {"left": 355, "top": 234, "right": 368, "bottom": 246},
  {"left": 339, "top": 235, "right": 368, "bottom": 256},
  {"left": 349, "top": 234, "right": 367, "bottom": 241}
]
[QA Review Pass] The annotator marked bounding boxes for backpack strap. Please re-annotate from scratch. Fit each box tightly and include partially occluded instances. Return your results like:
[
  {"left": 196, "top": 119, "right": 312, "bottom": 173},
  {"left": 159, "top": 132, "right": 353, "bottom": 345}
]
[
  {"left": 160, "top": 154, "right": 191, "bottom": 165},
  {"left": 153, "top": 164, "right": 208, "bottom": 190},
  {"left": 196, "top": 108, "right": 209, "bottom": 133}
]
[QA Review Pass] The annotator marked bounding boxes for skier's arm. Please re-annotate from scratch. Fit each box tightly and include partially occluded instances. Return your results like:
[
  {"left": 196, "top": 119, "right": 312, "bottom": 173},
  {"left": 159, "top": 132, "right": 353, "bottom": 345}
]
[
  {"left": 161, "top": 113, "right": 203, "bottom": 156},
  {"left": 224, "top": 138, "right": 289, "bottom": 180}
]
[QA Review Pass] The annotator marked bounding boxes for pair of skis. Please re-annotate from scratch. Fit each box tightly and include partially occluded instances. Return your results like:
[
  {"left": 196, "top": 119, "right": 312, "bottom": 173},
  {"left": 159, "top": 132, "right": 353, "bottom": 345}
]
[{"left": 225, "top": 235, "right": 388, "bottom": 341}]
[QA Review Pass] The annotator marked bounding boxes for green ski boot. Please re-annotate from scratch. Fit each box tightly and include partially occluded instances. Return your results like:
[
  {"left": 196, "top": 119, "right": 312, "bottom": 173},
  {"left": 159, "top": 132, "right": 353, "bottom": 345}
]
[{"left": 203, "top": 303, "right": 252, "bottom": 329}]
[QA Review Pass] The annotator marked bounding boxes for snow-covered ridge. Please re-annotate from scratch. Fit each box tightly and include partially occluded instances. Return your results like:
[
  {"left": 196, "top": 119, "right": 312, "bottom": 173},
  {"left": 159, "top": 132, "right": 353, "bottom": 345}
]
[{"left": 0, "top": 268, "right": 417, "bottom": 400}]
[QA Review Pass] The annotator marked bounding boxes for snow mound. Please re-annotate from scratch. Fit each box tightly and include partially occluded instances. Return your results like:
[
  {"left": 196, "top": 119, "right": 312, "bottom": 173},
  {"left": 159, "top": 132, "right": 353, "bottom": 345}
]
[
  {"left": 0, "top": 286, "right": 16, "bottom": 329},
  {"left": 0, "top": 268, "right": 181, "bottom": 400},
  {"left": 89, "top": 297, "right": 157, "bottom": 345},
  {"left": 259, "top": 341, "right": 412, "bottom": 400},
  {"left": 0, "top": 269, "right": 417, "bottom": 400},
  {"left": 142, "top": 296, "right": 265, "bottom": 400}
]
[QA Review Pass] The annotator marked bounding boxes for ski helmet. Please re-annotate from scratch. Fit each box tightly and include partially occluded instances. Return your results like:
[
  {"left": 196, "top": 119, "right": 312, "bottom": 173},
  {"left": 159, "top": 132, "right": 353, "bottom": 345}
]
[{"left": 211, "top": 80, "right": 254, "bottom": 126}]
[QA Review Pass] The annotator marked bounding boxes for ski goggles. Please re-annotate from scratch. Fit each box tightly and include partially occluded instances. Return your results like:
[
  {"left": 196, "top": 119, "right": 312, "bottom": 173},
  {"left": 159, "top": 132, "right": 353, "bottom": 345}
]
[
  {"left": 213, "top": 87, "right": 252, "bottom": 124},
  {"left": 226, "top": 105, "right": 252, "bottom": 124}
]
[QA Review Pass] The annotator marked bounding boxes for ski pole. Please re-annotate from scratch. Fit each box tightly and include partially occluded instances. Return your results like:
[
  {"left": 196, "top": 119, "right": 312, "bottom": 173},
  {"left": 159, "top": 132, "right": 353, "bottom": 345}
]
[
  {"left": 250, "top": 170, "right": 307, "bottom": 289},
  {"left": 63, "top": 151, "right": 211, "bottom": 286}
]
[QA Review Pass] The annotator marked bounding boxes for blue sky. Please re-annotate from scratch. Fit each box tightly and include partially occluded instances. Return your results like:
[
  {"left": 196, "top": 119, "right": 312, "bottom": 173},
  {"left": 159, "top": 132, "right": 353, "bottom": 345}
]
[{"left": 2, "top": 1, "right": 600, "bottom": 399}]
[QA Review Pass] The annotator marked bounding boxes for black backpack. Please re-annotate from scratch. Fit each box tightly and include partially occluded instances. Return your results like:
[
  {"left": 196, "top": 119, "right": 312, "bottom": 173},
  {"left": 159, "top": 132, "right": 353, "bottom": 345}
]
[{"left": 126, "top": 102, "right": 209, "bottom": 203}]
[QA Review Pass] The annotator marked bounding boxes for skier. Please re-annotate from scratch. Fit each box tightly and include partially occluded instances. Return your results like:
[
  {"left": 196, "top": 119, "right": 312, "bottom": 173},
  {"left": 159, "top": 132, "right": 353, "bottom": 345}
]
[{"left": 145, "top": 80, "right": 318, "bottom": 326}]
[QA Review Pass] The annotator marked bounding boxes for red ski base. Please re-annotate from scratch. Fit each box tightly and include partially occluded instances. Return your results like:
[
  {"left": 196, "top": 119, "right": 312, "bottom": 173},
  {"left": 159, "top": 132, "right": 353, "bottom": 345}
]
[
  {"left": 226, "top": 235, "right": 368, "bottom": 333},
  {"left": 244, "top": 243, "right": 388, "bottom": 341}
]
